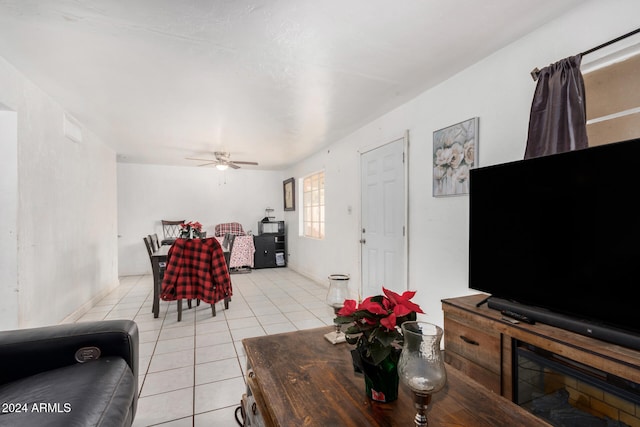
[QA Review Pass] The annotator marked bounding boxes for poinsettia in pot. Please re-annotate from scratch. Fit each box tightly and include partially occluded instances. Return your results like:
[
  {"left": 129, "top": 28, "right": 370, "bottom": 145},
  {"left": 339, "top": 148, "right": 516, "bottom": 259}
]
[
  {"left": 179, "top": 221, "right": 204, "bottom": 239},
  {"left": 334, "top": 287, "right": 424, "bottom": 403}
]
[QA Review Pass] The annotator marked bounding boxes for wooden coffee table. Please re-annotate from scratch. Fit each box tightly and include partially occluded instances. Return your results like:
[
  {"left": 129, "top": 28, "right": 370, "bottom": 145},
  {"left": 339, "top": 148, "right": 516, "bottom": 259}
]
[{"left": 242, "top": 326, "right": 550, "bottom": 426}]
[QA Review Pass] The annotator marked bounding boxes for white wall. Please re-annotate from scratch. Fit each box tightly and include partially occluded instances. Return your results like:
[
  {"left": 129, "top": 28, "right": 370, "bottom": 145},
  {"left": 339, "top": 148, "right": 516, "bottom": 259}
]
[
  {"left": 283, "top": 0, "right": 640, "bottom": 327},
  {"left": 2, "top": 0, "right": 635, "bottom": 329},
  {"left": 117, "top": 163, "right": 285, "bottom": 276},
  {"left": 0, "top": 108, "right": 18, "bottom": 328},
  {"left": 0, "top": 56, "right": 119, "bottom": 328}
]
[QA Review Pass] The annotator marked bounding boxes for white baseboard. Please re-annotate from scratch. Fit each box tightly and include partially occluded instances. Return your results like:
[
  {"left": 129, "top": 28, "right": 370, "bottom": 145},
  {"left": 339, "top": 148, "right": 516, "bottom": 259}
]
[
  {"left": 286, "top": 264, "right": 327, "bottom": 288},
  {"left": 59, "top": 279, "right": 121, "bottom": 324}
]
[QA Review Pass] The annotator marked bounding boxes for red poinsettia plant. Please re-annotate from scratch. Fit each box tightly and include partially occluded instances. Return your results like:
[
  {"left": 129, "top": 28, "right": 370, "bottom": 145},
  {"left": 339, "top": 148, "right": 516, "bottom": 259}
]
[
  {"left": 179, "top": 221, "right": 203, "bottom": 238},
  {"left": 334, "top": 287, "right": 424, "bottom": 366}
]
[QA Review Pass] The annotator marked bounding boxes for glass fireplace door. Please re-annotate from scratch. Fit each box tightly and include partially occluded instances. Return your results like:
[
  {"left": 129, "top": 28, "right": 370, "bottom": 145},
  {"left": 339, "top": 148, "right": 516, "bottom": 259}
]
[{"left": 514, "top": 340, "right": 640, "bottom": 427}]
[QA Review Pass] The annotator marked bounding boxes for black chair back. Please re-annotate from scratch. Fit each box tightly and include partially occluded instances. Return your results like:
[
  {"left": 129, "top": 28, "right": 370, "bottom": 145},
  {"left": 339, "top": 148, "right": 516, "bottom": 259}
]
[
  {"left": 143, "top": 236, "right": 154, "bottom": 259},
  {"left": 161, "top": 220, "right": 185, "bottom": 240},
  {"left": 149, "top": 234, "right": 160, "bottom": 251}
]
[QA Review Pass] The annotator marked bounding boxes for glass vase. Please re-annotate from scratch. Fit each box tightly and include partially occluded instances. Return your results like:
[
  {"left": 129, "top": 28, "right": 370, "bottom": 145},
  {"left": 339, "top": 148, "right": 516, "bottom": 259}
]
[
  {"left": 325, "top": 274, "right": 350, "bottom": 344},
  {"left": 398, "top": 321, "right": 447, "bottom": 426}
]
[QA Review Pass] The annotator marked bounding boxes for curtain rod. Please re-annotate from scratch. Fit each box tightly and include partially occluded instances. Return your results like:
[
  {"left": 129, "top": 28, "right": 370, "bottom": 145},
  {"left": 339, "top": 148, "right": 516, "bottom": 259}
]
[{"left": 530, "top": 27, "right": 640, "bottom": 81}]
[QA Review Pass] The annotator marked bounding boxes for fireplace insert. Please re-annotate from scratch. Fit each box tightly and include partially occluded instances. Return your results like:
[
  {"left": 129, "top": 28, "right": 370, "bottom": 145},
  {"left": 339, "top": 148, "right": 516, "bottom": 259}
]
[{"left": 514, "top": 340, "right": 640, "bottom": 427}]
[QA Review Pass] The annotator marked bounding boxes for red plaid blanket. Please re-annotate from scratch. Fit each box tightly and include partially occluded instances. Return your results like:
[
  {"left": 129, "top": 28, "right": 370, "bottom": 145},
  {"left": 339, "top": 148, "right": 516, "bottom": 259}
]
[
  {"left": 214, "top": 222, "right": 245, "bottom": 237},
  {"left": 161, "top": 238, "right": 232, "bottom": 304}
]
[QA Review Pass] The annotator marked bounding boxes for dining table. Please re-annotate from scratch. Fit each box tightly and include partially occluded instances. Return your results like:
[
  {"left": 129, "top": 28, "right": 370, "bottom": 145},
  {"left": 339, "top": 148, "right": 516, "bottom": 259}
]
[{"left": 150, "top": 239, "right": 231, "bottom": 318}]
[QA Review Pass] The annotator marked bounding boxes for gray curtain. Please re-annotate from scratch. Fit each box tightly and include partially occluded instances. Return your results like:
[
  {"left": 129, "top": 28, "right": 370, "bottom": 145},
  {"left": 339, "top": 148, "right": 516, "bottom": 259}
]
[{"left": 524, "top": 55, "right": 588, "bottom": 159}]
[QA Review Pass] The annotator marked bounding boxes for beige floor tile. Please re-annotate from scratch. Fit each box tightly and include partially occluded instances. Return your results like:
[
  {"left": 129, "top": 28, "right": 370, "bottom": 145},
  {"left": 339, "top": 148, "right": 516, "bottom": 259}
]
[
  {"left": 195, "top": 357, "right": 243, "bottom": 385},
  {"left": 195, "top": 342, "right": 237, "bottom": 365},
  {"left": 89, "top": 268, "right": 329, "bottom": 426},
  {"left": 148, "top": 348, "right": 195, "bottom": 373},
  {"left": 194, "top": 377, "right": 246, "bottom": 414},
  {"left": 133, "top": 388, "right": 193, "bottom": 427},
  {"left": 140, "top": 366, "right": 194, "bottom": 397}
]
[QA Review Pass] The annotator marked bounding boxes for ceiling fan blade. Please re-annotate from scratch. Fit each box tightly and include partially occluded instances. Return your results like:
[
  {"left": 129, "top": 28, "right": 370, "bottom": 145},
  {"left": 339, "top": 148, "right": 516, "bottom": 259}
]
[
  {"left": 187, "top": 156, "right": 257, "bottom": 169},
  {"left": 186, "top": 157, "right": 217, "bottom": 162}
]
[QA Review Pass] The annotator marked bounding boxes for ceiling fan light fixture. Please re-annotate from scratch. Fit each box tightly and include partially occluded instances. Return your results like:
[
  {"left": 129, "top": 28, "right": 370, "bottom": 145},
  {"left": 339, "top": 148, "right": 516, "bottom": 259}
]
[{"left": 186, "top": 152, "right": 257, "bottom": 169}]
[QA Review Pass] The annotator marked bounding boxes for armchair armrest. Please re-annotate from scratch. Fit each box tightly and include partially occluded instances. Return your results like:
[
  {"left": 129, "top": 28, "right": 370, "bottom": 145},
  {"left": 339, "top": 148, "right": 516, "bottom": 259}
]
[{"left": 0, "top": 319, "right": 138, "bottom": 385}]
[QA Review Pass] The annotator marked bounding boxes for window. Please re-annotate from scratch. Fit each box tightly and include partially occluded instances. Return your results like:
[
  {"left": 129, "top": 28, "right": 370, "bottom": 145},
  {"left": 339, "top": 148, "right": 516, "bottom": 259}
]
[
  {"left": 583, "top": 50, "right": 640, "bottom": 146},
  {"left": 302, "top": 171, "right": 324, "bottom": 239}
]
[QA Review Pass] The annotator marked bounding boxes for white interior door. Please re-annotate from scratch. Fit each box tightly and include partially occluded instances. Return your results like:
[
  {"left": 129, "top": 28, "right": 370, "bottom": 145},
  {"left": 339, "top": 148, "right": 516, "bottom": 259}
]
[{"left": 360, "top": 136, "right": 407, "bottom": 299}]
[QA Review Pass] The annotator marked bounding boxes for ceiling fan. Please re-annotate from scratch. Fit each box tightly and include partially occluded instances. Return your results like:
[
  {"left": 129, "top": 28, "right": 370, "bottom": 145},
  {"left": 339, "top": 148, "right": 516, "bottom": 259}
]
[{"left": 185, "top": 151, "right": 259, "bottom": 170}]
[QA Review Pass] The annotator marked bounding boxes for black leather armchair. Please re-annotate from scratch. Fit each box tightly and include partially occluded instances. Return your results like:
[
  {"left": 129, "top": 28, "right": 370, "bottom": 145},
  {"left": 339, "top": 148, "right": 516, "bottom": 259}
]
[{"left": 0, "top": 319, "right": 138, "bottom": 426}]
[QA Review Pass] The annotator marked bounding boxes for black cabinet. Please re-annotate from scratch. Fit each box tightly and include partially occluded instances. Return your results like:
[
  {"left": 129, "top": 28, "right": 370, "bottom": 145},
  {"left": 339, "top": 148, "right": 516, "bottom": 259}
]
[{"left": 254, "top": 221, "right": 286, "bottom": 269}]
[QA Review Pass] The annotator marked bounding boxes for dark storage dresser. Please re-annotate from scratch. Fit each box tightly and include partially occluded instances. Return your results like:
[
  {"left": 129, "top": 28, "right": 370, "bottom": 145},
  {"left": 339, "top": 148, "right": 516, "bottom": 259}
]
[{"left": 253, "top": 221, "right": 286, "bottom": 268}]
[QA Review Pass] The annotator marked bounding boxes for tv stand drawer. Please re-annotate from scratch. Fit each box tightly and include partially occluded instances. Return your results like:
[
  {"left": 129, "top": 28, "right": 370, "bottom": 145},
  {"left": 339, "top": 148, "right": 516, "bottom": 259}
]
[
  {"left": 444, "top": 350, "right": 501, "bottom": 393},
  {"left": 443, "top": 311, "right": 501, "bottom": 392},
  {"left": 444, "top": 314, "right": 501, "bottom": 370}
]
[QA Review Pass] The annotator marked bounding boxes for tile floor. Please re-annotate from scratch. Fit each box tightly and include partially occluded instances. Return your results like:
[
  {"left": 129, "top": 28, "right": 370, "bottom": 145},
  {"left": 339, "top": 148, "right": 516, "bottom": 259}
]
[{"left": 76, "top": 267, "right": 334, "bottom": 427}]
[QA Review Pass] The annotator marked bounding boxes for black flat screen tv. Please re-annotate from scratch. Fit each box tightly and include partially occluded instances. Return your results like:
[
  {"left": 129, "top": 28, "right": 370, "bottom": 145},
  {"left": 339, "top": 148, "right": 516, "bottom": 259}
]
[{"left": 469, "top": 138, "right": 640, "bottom": 349}]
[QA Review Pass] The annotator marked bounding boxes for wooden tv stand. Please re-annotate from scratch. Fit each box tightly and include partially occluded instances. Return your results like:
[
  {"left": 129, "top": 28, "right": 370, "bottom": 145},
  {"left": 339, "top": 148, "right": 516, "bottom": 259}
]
[{"left": 442, "top": 294, "right": 640, "bottom": 401}]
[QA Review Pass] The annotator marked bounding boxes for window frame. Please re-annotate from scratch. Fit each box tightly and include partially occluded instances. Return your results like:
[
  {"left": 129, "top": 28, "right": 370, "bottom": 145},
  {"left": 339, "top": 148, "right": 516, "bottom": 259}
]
[
  {"left": 301, "top": 170, "right": 325, "bottom": 240},
  {"left": 582, "top": 42, "right": 640, "bottom": 146}
]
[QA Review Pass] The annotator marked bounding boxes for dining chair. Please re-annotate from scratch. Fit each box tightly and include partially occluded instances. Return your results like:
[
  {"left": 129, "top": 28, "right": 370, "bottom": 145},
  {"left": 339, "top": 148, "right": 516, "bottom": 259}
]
[
  {"left": 161, "top": 220, "right": 185, "bottom": 244},
  {"left": 143, "top": 236, "right": 154, "bottom": 259},
  {"left": 160, "top": 238, "right": 232, "bottom": 321},
  {"left": 223, "top": 233, "right": 235, "bottom": 267},
  {"left": 146, "top": 235, "right": 199, "bottom": 314},
  {"left": 214, "top": 222, "right": 245, "bottom": 237},
  {"left": 144, "top": 236, "right": 167, "bottom": 315},
  {"left": 144, "top": 236, "right": 156, "bottom": 314},
  {"left": 222, "top": 233, "right": 252, "bottom": 274},
  {"left": 148, "top": 233, "right": 160, "bottom": 251}
]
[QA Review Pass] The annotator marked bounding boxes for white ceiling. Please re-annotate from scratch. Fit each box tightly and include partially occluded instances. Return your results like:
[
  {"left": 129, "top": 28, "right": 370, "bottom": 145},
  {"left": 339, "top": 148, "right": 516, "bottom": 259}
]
[{"left": 0, "top": 0, "right": 585, "bottom": 170}]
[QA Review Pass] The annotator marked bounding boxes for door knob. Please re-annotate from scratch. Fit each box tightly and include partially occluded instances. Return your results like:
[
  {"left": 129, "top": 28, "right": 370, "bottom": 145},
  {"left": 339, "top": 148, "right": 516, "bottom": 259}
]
[{"left": 359, "top": 239, "right": 366, "bottom": 244}]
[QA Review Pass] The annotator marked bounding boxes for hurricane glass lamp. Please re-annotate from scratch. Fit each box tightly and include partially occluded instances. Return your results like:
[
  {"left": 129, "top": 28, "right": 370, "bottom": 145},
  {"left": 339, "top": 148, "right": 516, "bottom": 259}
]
[
  {"left": 398, "top": 321, "right": 447, "bottom": 427},
  {"left": 324, "top": 274, "right": 350, "bottom": 344}
]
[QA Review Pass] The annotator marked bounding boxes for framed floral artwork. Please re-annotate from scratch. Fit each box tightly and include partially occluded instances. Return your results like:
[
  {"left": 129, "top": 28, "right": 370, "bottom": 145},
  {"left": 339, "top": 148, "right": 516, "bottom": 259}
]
[
  {"left": 283, "top": 177, "right": 295, "bottom": 211},
  {"left": 432, "top": 117, "right": 478, "bottom": 197}
]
